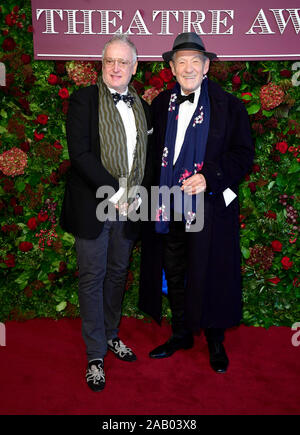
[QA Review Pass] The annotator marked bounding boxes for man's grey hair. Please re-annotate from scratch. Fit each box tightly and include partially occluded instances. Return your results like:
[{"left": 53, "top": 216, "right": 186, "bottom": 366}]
[{"left": 102, "top": 34, "right": 137, "bottom": 63}]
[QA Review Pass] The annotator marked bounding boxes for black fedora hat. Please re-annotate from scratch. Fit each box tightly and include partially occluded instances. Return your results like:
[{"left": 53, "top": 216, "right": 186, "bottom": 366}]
[{"left": 162, "top": 32, "right": 217, "bottom": 62}]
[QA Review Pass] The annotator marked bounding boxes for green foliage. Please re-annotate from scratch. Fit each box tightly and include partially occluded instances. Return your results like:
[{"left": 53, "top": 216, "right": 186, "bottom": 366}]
[{"left": 0, "top": 0, "right": 299, "bottom": 326}]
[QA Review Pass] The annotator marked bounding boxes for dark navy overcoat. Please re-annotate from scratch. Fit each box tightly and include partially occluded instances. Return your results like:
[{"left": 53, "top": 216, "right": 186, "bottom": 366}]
[{"left": 139, "top": 79, "right": 254, "bottom": 330}]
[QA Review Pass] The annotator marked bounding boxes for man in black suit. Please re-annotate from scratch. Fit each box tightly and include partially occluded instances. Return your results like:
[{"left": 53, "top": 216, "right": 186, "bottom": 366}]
[
  {"left": 139, "top": 33, "right": 254, "bottom": 373},
  {"left": 60, "top": 35, "right": 151, "bottom": 391}
]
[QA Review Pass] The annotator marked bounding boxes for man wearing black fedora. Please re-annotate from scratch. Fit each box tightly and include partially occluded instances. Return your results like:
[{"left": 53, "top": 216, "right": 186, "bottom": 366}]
[{"left": 139, "top": 32, "right": 254, "bottom": 373}]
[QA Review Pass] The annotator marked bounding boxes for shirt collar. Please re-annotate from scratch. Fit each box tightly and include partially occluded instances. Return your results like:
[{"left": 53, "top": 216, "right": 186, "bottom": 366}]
[{"left": 108, "top": 86, "right": 128, "bottom": 96}]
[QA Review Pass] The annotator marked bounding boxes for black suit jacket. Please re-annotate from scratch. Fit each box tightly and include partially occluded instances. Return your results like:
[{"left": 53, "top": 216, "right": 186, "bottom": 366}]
[{"left": 60, "top": 85, "right": 152, "bottom": 239}]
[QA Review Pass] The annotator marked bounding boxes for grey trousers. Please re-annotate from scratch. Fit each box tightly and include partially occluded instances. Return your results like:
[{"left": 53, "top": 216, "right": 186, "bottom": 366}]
[{"left": 75, "top": 220, "right": 134, "bottom": 361}]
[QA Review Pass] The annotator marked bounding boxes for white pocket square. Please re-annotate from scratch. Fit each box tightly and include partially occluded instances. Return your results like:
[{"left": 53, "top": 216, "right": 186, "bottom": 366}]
[
  {"left": 223, "top": 188, "right": 237, "bottom": 207},
  {"left": 147, "top": 128, "right": 153, "bottom": 135}
]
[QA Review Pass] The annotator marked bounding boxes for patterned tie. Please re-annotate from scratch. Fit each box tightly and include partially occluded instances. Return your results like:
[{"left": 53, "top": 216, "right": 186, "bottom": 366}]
[
  {"left": 176, "top": 93, "right": 195, "bottom": 105},
  {"left": 112, "top": 92, "right": 135, "bottom": 108}
]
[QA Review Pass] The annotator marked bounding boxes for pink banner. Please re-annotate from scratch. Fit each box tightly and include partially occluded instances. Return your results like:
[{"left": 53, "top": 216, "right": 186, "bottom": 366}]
[{"left": 31, "top": 0, "right": 300, "bottom": 61}]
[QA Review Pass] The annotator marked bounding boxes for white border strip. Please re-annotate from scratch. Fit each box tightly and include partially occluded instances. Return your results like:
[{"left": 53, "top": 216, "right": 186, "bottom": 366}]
[{"left": 37, "top": 53, "right": 300, "bottom": 58}]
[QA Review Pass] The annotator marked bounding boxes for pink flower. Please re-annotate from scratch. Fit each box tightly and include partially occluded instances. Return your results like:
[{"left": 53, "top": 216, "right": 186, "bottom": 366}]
[
  {"left": 66, "top": 61, "right": 98, "bottom": 86},
  {"left": 142, "top": 87, "right": 162, "bottom": 104},
  {"left": 179, "top": 169, "right": 192, "bottom": 183},
  {"left": 0, "top": 147, "right": 28, "bottom": 176},
  {"left": 194, "top": 162, "right": 203, "bottom": 172}
]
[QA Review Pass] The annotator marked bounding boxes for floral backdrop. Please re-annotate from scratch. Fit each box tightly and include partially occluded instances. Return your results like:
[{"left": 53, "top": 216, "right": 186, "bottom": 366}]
[{"left": 0, "top": 0, "right": 299, "bottom": 327}]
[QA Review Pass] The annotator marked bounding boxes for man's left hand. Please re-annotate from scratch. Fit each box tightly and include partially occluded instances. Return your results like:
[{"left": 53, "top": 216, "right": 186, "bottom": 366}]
[{"left": 181, "top": 174, "right": 206, "bottom": 195}]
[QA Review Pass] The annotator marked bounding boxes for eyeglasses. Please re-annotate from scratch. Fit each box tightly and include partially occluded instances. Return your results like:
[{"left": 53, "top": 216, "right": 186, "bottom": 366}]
[{"left": 103, "top": 58, "right": 133, "bottom": 69}]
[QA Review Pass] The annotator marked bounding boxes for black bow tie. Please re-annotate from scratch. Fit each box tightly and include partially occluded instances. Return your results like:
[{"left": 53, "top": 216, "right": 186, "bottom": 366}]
[
  {"left": 176, "top": 93, "right": 195, "bottom": 105},
  {"left": 112, "top": 92, "right": 135, "bottom": 108}
]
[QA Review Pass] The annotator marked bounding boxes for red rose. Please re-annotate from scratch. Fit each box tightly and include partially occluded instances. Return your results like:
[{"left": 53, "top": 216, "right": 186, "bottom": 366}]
[
  {"left": 59, "top": 261, "right": 67, "bottom": 273},
  {"left": 4, "top": 253, "right": 15, "bottom": 268},
  {"left": 132, "top": 79, "right": 144, "bottom": 95},
  {"left": 55, "top": 61, "right": 66, "bottom": 75},
  {"left": 49, "top": 171, "right": 59, "bottom": 185},
  {"left": 36, "top": 114, "right": 48, "bottom": 125},
  {"left": 5, "top": 13, "right": 15, "bottom": 26},
  {"left": 271, "top": 240, "right": 282, "bottom": 252},
  {"left": 48, "top": 74, "right": 58, "bottom": 85},
  {"left": 53, "top": 141, "right": 63, "bottom": 150},
  {"left": 149, "top": 75, "right": 164, "bottom": 89},
  {"left": 264, "top": 210, "right": 277, "bottom": 220},
  {"left": 27, "top": 217, "right": 38, "bottom": 231},
  {"left": 10, "top": 197, "right": 18, "bottom": 207},
  {"left": 268, "top": 277, "right": 280, "bottom": 285},
  {"left": 38, "top": 211, "right": 48, "bottom": 222},
  {"left": 27, "top": 25, "right": 33, "bottom": 33},
  {"left": 18, "top": 98, "right": 30, "bottom": 112},
  {"left": 48, "top": 273, "right": 57, "bottom": 282},
  {"left": 159, "top": 68, "right": 173, "bottom": 83},
  {"left": 293, "top": 277, "right": 299, "bottom": 287},
  {"left": 19, "top": 241, "right": 33, "bottom": 252},
  {"left": 34, "top": 130, "right": 45, "bottom": 141},
  {"left": 166, "top": 81, "right": 176, "bottom": 90},
  {"left": 241, "top": 92, "right": 252, "bottom": 103},
  {"left": 280, "top": 70, "right": 292, "bottom": 78},
  {"left": 252, "top": 164, "right": 260, "bottom": 173},
  {"left": 248, "top": 182, "right": 256, "bottom": 193},
  {"left": 62, "top": 100, "right": 69, "bottom": 114},
  {"left": 3, "top": 179, "right": 14, "bottom": 193},
  {"left": 232, "top": 75, "right": 241, "bottom": 89},
  {"left": 281, "top": 256, "right": 293, "bottom": 270},
  {"left": 58, "top": 160, "right": 71, "bottom": 175},
  {"left": 58, "top": 88, "right": 69, "bottom": 99},
  {"left": 276, "top": 141, "right": 288, "bottom": 154},
  {"left": 2, "top": 37, "right": 16, "bottom": 51},
  {"left": 20, "top": 141, "right": 30, "bottom": 152},
  {"left": 21, "top": 54, "right": 31, "bottom": 64},
  {"left": 14, "top": 205, "right": 23, "bottom": 215}
]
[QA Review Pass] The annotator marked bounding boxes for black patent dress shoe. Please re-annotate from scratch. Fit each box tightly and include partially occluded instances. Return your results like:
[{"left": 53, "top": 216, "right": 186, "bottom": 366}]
[
  {"left": 149, "top": 334, "right": 194, "bottom": 359},
  {"left": 207, "top": 341, "right": 229, "bottom": 373}
]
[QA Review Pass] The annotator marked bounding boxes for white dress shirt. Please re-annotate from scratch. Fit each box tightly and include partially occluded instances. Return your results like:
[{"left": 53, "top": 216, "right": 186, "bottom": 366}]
[{"left": 173, "top": 86, "right": 201, "bottom": 164}]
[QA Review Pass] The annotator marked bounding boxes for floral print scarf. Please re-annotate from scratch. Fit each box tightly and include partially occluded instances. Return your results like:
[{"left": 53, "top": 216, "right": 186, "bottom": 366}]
[{"left": 155, "top": 76, "right": 210, "bottom": 233}]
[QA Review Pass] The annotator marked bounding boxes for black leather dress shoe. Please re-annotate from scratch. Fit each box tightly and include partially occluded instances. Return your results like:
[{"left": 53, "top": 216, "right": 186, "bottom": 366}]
[
  {"left": 149, "top": 334, "right": 194, "bottom": 359},
  {"left": 207, "top": 341, "right": 229, "bottom": 373}
]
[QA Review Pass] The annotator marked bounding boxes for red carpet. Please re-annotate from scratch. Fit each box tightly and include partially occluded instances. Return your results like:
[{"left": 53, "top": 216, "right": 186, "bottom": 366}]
[{"left": 0, "top": 317, "right": 299, "bottom": 415}]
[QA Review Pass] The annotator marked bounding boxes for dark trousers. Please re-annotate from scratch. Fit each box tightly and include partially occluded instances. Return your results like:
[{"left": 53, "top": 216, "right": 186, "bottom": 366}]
[
  {"left": 162, "top": 221, "right": 225, "bottom": 343},
  {"left": 75, "top": 220, "right": 134, "bottom": 361}
]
